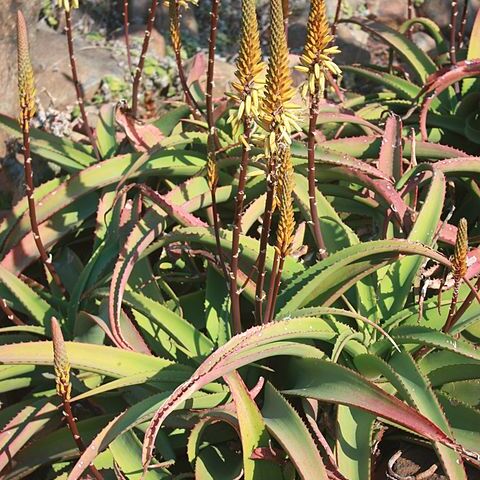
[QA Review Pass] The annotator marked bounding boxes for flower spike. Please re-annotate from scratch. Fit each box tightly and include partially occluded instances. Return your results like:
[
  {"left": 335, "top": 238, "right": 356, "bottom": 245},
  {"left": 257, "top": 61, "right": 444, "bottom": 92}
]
[
  {"left": 228, "top": 0, "right": 265, "bottom": 139},
  {"left": 296, "top": 0, "right": 341, "bottom": 99}
]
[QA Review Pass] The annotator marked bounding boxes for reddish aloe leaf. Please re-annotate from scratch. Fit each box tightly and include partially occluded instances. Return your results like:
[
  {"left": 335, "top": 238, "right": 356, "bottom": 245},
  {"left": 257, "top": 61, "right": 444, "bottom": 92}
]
[
  {"left": 0, "top": 400, "right": 57, "bottom": 473},
  {"left": 109, "top": 211, "right": 165, "bottom": 351},
  {"left": 420, "top": 60, "right": 480, "bottom": 140},
  {"left": 282, "top": 358, "right": 458, "bottom": 449},
  {"left": 109, "top": 184, "right": 207, "bottom": 353},
  {"left": 115, "top": 104, "right": 164, "bottom": 152}
]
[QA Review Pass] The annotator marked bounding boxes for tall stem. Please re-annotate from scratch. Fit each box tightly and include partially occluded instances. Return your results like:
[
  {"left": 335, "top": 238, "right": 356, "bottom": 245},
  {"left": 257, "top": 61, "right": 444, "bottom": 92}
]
[
  {"left": 123, "top": 0, "right": 132, "bottom": 72},
  {"left": 307, "top": 97, "right": 327, "bottom": 258},
  {"left": 263, "top": 250, "right": 281, "bottom": 323},
  {"left": 458, "top": 0, "right": 469, "bottom": 48},
  {"left": 23, "top": 130, "right": 66, "bottom": 296},
  {"left": 450, "top": 0, "right": 458, "bottom": 65},
  {"left": 230, "top": 121, "right": 252, "bottom": 335},
  {"left": 443, "top": 281, "right": 461, "bottom": 333},
  {"left": 332, "top": 0, "right": 342, "bottom": 36},
  {"left": 254, "top": 161, "right": 277, "bottom": 324},
  {"left": 63, "top": 400, "right": 103, "bottom": 479},
  {"left": 131, "top": 0, "right": 159, "bottom": 117},
  {"left": 169, "top": 0, "right": 203, "bottom": 118},
  {"left": 0, "top": 299, "right": 24, "bottom": 325},
  {"left": 64, "top": 10, "right": 100, "bottom": 160},
  {"left": 206, "top": 0, "right": 228, "bottom": 284}
]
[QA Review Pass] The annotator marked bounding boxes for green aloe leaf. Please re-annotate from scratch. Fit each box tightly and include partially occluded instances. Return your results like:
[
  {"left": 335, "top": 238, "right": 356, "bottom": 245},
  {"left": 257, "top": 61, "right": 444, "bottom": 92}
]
[
  {"left": 335, "top": 406, "right": 374, "bottom": 480},
  {"left": 225, "top": 373, "right": 281, "bottom": 479},
  {"left": 0, "top": 265, "right": 60, "bottom": 325},
  {"left": 261, "top": 382, "right": 328, "bottom": 480},
  {"left": 96, "top": 104, "right": 118, "bottom": 159},
  {"left": 276, "top": 239, "right": 449, "bottom": 316}
]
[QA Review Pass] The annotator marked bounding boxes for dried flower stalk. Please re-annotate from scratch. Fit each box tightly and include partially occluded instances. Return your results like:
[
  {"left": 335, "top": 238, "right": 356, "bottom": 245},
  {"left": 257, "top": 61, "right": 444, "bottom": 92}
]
[
  {"left": 228, "top": 0, "right": 264, "bottom": 334},
  {"left": 443, "top": 219, "right": 468, "bottom": 333},
  {"left": 17, "top": 11, "right": 66, "bottom": 296},
  {"left": 51, "top": 318, "right": 103, "bottom": 479},
  {"left": 296, "top": 0, "right": 340, "bottom": 258}
]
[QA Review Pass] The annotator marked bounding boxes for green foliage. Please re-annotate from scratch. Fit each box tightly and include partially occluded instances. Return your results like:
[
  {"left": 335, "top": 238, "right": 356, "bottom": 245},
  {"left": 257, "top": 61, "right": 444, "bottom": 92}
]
[{"left": 1, "top": 2, "right": 480, "bottom": 480}]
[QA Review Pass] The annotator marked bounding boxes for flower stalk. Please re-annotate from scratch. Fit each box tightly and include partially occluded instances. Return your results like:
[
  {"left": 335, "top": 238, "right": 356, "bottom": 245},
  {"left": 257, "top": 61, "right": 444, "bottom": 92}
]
[
  {"left": 59, "top": 1, "right": 100, "bottom": 160},
  {"left": 131, "top": 0, "right": 159, "bottom": 117},
  {"left": 168, "top": 0, "right": 203, "bottom": 117},
  {"left": 296, "top": 0, "right": 340, "bottom": 259},
  {"left": 264, "top": 147, "right": 295, "bottom": 323},
  {"left": 228, "top": 0, "right": 264, "bottom": 334},
  {"left": 450, "top": 0, "right": 458, "bottom": 65},
  {"left": 51, "top": 317, "right": 103, "bottom": 480},
  {"left": 123, "top": 0, "right": 132, "bottom": 72},
  {"left": 255, "top": 0, "right": 298, "bottom": 324},
  {"left": 17, "top": 10, "right": 66, "bottom": 296},
  {"left": 205, "top": 0, "right": 229, "bottom": 286}
]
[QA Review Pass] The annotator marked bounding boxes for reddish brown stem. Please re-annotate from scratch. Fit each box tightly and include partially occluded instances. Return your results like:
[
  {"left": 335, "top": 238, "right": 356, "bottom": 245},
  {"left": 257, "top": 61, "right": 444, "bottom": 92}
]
[
  {"left": 458, "top": 0, "right": 469, "bottom": 48},
  {"left": 23, "top": 130, "right": 66, "bottom": 296},
  {"left": 448, "top": 275, "right": 480, "bottom": 332},
  {"left": 307, "top": 98, "right": 327, "bottom": 259},
  {"left": 63, "top": 400, "right": 103, "bottom": 479},
  {"left": 332, "top": 0, "right": 342, "bottom": 36},
  {"left": 123, "top": 0, "right": 132, "bottom": 72},
  {"left": 442, "top": 281, "right": 461, "bottom": 333},
  {"left": 0, "top": 299, "right": 24, "bottom": 325},
  {"left": 450, "top": 1, "right": 458, "bottom": 65},
  {"left": 206, "top": 0, "right": 229, "bottom": 287},
  {"left": 131, "top": 0, "right": 159, "bottom": 117},
  {"left": 64, "top": 11, "right": 100, "bottom": 160},
  {"left": 170, "top": 1, "right": 204, "bottom": 118},
  {"left": 264, "top": 250, "right": 285, "bottom": 324},
  {"left": 255, "top": 162, "right": 277, "bottom": 324},
  {"left": 230, "top": 121, "right": 252, "bottom": 335}
]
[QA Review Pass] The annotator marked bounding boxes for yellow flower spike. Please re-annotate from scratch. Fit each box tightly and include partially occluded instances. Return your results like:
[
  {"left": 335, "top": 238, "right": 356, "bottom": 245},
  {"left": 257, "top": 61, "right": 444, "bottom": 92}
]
[
  {"left": 17, "top": 11, "right": 36, "bottom": 132},
  {"left": 261, "top": 0, "right": 299, "bottom": 157},
  {"left": 229, "top": 0, "right": 265, "bottom": 138},
  {"left": 298, "top": 0, "right": 341, "bottom": 100}
]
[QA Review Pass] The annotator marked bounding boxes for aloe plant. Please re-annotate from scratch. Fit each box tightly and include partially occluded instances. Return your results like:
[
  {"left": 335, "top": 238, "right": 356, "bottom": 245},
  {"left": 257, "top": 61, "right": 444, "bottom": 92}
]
[{"left": 0, "top": 1, "right": 479, "bottom": 479}]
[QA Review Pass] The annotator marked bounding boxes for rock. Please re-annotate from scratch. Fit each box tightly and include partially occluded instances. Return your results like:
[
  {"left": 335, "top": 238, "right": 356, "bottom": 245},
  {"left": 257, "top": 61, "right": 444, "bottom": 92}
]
[
  {"left": 31, "top": 24, "right": 124, "bottom": 112},
  {"left": 130, "top": 27, "right": 166, "bottom": 58},
  {"left": 0, "top": 0, "right": 43, "bottom": 118},
  {"left": 184, "top": 55, "right": 236, "bottom": 98},
  {"left": 335, "top": 23, "right": 372, "bottom": 65}
]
